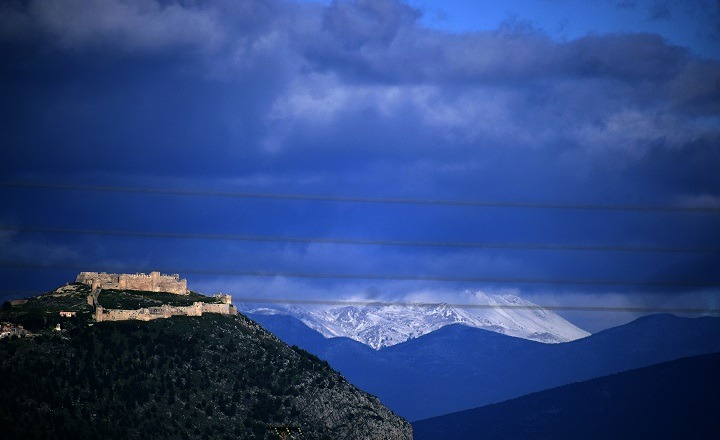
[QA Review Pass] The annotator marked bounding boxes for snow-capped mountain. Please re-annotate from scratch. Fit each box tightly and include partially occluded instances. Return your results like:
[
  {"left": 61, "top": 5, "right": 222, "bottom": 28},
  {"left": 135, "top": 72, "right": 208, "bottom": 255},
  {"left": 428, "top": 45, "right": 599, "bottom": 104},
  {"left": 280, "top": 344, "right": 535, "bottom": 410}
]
[{"left": 241, "top": 291, "right": 590, "bottom": 349}]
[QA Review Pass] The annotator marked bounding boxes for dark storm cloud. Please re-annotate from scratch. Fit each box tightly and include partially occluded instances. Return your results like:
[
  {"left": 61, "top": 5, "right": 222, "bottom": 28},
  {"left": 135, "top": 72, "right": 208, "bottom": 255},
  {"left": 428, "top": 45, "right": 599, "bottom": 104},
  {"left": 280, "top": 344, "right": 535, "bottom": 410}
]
[
  {"left": 628, "top": 133, "right": 720, "bottom": 195},
  {"left": 667, "top": 59, "right": 720, "bottom": 114},
  {"left": 1, "top": 1, "right": 718, "bottom": 332},
  {"left": 1, "top": 0, "right": 718, "bottom": 197}
]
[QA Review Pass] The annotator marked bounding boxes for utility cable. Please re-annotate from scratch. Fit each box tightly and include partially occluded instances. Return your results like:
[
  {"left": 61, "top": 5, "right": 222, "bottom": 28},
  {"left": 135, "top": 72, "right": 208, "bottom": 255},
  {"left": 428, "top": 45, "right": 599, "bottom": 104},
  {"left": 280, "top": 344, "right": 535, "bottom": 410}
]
[
  {"left": 1, "top": 261, "right": 719, "bottom": 287},
  {"left": 1, "top": 181, "right": 718, "bottom": 213},
  {"left": 1, "top": 289, "right": 717, "bottom": 315},
  {"left": 233, "top": 297, "right": 720, "bottom": 315},
  {"left": 2, "top": 225, "right": 718, "bottom": 254}
]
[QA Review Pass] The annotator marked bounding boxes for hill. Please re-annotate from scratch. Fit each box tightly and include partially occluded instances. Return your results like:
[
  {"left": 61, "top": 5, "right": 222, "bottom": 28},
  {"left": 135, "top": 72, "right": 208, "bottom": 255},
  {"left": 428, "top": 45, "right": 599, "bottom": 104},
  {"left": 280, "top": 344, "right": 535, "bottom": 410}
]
[
  {"left": 0, "top": 287, "right": 411, "bottom": 439},
  {"left": 249, "top": 312, "right": 720, "bottom": 421},
  {"left": 412, "top": 352, "right": 720, "bottom": 439}
]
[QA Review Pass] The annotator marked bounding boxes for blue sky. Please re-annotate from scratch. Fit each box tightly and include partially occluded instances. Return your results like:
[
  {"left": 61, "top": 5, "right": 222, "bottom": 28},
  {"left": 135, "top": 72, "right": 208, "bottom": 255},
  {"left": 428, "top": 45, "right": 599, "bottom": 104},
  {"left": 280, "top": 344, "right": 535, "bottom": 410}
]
[
  {"left": 411, "top": 0, "right": 720, "bottom": 58},
  {"left": 1, "top": 0, "right": 719, "bottom": 332}
]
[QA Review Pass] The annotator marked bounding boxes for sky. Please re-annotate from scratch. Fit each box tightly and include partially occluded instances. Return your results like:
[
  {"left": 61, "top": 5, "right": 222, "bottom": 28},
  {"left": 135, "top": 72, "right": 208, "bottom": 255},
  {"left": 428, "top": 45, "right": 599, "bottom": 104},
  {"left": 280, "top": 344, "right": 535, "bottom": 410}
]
[{"left": 1, "top": 0, "right": 719, "bottom": 332}]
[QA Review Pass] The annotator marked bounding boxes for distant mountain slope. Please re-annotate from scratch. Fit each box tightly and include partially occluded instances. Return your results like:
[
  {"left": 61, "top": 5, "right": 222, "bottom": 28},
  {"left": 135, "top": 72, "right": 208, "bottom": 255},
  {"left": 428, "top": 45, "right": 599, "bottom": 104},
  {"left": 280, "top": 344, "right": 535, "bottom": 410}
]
[
  {"left": 249, "top": 312, "right": 720, "bottom": 421},
  {"left": 412, "top": 352, "right": 720, "bottom": 440},
  {"left": 0, "top": 288, "right": 411, "bottom": 440},
  {"left": 241, "top": 291, "right": 590, "bottom": 349}
]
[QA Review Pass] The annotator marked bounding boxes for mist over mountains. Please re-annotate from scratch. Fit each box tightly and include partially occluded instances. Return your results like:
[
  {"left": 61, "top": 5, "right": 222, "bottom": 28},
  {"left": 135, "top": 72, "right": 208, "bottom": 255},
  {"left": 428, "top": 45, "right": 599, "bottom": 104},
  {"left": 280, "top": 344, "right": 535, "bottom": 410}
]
[{"left": 240, "top": 290, "right": 590, "bottom": 349}]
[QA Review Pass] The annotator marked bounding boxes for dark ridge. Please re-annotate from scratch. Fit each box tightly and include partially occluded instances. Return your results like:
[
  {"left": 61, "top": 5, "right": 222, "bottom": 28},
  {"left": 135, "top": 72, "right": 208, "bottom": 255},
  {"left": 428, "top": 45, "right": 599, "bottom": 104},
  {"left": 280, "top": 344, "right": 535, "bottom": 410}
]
[{"left": 412, "top": 352, "right": 720, "bottom": 439}]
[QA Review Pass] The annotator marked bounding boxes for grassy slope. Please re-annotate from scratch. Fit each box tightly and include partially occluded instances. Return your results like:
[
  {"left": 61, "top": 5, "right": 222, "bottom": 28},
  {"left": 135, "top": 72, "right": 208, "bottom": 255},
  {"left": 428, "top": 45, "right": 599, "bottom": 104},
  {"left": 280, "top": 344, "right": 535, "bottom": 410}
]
[{"left": 97, "top": 289, "right": 219, "bottom": 309}]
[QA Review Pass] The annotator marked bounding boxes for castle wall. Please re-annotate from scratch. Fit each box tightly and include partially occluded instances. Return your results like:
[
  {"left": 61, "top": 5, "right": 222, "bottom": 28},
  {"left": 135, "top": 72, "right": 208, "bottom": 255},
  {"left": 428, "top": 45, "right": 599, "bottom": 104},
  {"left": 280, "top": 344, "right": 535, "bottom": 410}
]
[
  {"left": 213, "top": 293, "right": 232, "bottom": 304},
  {"left": 94, "top": 300, "right": 236, "bottom": 323},
  {"left": 77, "top": 271, "right": 187, "bottom": 295},
  {"left": 201, "top": 303, "right": 236, "bottom": 315},
  {"left": 156, "top": 274, "right": 187, "bottom": 295},
  {"left": 118, "top": 273, "right": 151, "bottom": 291},
  {"left": 77, "top": 272, "right": 120, "bottom": 290}
]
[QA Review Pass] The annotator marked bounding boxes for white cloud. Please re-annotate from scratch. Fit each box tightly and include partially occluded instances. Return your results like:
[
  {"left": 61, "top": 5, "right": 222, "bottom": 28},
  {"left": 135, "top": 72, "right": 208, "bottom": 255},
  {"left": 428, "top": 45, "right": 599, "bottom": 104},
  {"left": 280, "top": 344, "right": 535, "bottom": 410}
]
[
  {"left": 4, "top": 0, "right": 224, "bottom": 52},
  {"left": 572, "top": 109, "right": 701, "bottom": 159},
  {"left": 673, "top": 194, "right": 720, "bottom": 209}
]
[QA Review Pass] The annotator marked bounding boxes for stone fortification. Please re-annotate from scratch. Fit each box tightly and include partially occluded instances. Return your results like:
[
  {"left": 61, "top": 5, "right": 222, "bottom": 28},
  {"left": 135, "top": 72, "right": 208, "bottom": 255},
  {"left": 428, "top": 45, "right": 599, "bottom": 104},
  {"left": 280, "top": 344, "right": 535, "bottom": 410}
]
[
  {"left": 94, "top": 300, "right": 237, "bottom": 322},
  {"left": 76, "top": 271, "right": 188, "bottom": 295},
  {"left": 78, "top": 271, "right": 237, "bottom": 323}
]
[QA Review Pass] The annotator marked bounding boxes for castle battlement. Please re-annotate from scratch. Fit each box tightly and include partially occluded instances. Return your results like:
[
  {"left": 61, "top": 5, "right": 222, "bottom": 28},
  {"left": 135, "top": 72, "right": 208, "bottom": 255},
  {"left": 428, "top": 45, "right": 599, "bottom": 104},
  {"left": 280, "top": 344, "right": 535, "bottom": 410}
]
[{"left": 76, "top": 271, "right": 188, "bottom": 295}]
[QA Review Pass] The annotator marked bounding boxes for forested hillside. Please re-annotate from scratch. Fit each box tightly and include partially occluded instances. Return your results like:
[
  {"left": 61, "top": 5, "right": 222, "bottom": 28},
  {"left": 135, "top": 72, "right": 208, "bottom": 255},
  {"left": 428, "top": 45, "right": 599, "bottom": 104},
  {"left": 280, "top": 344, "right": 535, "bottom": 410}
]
[{"left": 0, "top": 305, "right": 410, "bottom": 439}]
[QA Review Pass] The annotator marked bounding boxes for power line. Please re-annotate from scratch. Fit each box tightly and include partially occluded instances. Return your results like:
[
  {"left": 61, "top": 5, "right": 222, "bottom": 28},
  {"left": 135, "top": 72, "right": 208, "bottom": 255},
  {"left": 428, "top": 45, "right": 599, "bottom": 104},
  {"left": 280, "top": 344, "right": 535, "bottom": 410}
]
[
  {"left": 233, "top": 297, "right": 720, "bottom": 315},
  {"left": 3, "top": 225, "right": 717, "bottom": 254},
  {"left": 1, "top": 289, "right": 717, "bottom": 315},
  {"left": 1, "top": 261, "right": 719, "bottom": 288},
  {"left": 2, "top": 181, "right": 718, "bottom": 213}
]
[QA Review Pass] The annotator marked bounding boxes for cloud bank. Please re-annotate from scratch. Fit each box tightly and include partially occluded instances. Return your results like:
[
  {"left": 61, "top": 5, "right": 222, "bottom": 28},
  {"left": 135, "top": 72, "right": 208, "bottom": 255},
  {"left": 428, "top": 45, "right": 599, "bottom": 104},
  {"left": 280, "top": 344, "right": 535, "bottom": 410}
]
[{"left": 1, "top": 0, "right": 718, "bottom": 331}]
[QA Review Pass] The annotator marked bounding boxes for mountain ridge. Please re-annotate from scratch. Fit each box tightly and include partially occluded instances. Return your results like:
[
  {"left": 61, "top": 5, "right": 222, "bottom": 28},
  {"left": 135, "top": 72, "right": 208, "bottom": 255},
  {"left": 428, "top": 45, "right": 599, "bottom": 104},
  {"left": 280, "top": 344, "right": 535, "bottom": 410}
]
[
  {"left": 249, "top": 312, "right": 720, "bottom": 420},
  {"left": 240, "top": 290, "right": 590, "bottom": 349},
  {"left": 412, "top": 351, "right": 720, "bottom": 439}
]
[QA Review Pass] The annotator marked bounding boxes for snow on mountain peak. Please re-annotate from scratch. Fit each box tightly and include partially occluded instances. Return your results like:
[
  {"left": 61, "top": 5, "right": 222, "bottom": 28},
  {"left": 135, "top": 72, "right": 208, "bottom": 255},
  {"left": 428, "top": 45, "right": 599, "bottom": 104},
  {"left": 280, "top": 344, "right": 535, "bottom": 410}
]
[{"left": 241, "top": 291, "right": 590, "bottom": 349}]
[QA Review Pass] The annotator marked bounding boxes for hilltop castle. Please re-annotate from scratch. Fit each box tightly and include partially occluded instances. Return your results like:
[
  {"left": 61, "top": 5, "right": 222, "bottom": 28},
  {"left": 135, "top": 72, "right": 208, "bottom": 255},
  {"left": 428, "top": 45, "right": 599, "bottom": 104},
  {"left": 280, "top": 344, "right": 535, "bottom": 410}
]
[
  {"left": 76, "top": 271, "right": 188, "bottom": 295},
  {"left": 77, "top": 271, "right": 237, "bottom": 322}
]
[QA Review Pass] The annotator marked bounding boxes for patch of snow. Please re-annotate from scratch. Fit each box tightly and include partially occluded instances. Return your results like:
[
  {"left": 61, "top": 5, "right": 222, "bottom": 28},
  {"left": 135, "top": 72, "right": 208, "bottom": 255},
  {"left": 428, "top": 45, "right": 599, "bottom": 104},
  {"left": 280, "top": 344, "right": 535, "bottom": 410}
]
[{"left": 238, "top": 290, "right": 590, "bottom": 350}]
